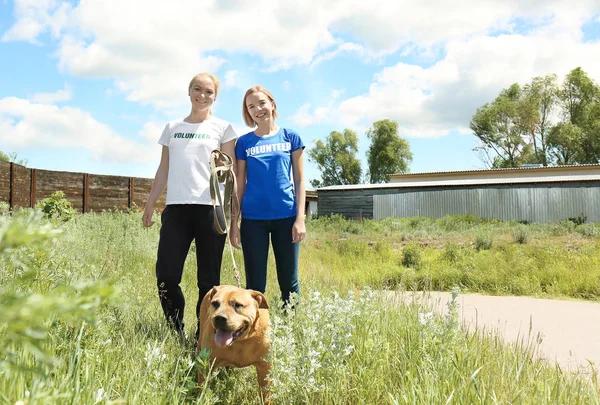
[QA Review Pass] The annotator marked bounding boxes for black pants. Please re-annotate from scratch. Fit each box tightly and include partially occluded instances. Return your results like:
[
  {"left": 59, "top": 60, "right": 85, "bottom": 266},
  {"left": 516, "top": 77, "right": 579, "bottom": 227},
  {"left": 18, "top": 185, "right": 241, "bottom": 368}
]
[{"left": 155, "top": 204, "right": 226, "bottom": 336}]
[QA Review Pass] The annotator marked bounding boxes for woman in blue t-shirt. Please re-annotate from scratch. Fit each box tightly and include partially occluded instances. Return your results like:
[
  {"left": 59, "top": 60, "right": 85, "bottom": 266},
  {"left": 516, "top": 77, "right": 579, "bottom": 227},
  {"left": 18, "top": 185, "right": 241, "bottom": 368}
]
[{"left": 230, "top": 85, "right": 306, "bottom": 304}]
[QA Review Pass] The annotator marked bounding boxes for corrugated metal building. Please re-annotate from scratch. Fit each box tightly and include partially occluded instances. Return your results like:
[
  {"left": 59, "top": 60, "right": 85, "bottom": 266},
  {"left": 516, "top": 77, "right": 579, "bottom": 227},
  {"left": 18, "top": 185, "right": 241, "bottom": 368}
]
[{"left": 316, "top": 164, "right": 600, "bottom": 223}]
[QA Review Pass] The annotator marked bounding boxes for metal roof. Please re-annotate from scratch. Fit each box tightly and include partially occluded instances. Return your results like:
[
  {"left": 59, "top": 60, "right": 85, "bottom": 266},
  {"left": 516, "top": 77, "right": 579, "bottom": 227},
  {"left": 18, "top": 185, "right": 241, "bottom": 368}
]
[
  {"left": 388, "top": 163, "right": 600, "bottom": 177},
  {"left": 318, "top": 173, "right": 600, "bottom": 191}
]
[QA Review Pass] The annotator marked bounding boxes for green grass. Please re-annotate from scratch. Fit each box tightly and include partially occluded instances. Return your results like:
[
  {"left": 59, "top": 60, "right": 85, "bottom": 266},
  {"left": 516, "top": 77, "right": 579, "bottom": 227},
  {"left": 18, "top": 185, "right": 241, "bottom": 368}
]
[
  {"left": 304, "top": 215, "right": 600, "bottom": 300},
  {"left": 1, "top": 210, "right": 599, "bottom": 404}
]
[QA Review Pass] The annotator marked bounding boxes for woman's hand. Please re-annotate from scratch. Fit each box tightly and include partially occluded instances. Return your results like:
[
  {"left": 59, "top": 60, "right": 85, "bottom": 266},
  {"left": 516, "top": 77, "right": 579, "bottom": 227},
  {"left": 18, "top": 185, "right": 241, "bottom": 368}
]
[
  {"left": 142, "top": 204, "right": 155, "bottom": 227},
  {"left": 292, "top": 218, "right": 306, "bottom": 243},
  {"left": 230, "top": 221, "right": 242, "bottom": 249}
]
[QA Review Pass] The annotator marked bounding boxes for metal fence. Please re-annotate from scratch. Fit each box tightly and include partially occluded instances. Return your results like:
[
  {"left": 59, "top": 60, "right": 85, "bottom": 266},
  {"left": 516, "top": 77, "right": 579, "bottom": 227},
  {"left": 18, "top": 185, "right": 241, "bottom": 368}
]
[{"left": 373, "top": 184, "right": 600, "bottom": 223}]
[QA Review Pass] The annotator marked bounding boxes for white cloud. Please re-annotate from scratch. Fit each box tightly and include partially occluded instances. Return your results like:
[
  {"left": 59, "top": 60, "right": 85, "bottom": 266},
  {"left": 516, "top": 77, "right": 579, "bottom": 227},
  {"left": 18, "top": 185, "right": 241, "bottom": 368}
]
[
  {"left": 138, "top": 121, "right": 165, "bottom": 144},
  {"left": 3, "top": 0, "right": 600, "bottom": 116},
  {"left": 223, "top": 70, "right": 241, "bottom": 89},
  {"left": 30, "top": 83, "right": 72, "bottom": 104},
  {"left": 291, "top": 104, "right": 319, "bottom": 127},
  {"left": 309, "top": 42, "right": 366, "bottom": 69},
  {"left": 0, "top": 97, "right": 157, "bottom": 163},
  {"left": 293, "top": 15, "right": 600, "bottom": 138},
  {"left": 1, "top": 0, "right": 70, "bottom": 43},
  {"left": 231, "top": 122, "right": 254, "bottom": 136},
  {"left": 330, "top": 89, "right": 345, "bottom": 99}
]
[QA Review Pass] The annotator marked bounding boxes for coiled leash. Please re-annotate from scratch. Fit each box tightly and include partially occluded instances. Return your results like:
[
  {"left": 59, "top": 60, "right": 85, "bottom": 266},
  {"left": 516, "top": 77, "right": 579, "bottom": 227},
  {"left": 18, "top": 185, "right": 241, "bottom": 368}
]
[{"left": 209, "top": 150, "right": 242, "bottom": 288}]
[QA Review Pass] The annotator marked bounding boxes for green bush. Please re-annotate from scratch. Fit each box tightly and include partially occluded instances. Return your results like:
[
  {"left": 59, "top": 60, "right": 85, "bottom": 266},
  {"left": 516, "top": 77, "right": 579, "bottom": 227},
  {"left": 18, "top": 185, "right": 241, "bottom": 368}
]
[
  {"left": 336, "top": 239, "right": 370, "bottom": 257},
  {"left": 408, "top": 217, "right": 428, "bottom": 229},
  {"left": 567, "top": 215, "right": 586, "bottom": 226},
  {"left": 512, "top": 226, "right": 529, "bottom": 244},
  {"left": 372, "top": 240, "right": 393, "bottom": 260},
  {"left": 0, "top": 201, "right": 10, "bottom": 217},
  {"left": 37, "top": 191, "right": 76, "bottom": 221},
  {"left": 401, "top": 243, "right": 423, "bottom": 269},
  {"left": 442, "top": 242, "right": 462, "bottom": 263},
  {"left": 438, "top": 214, "right": 482, "bottom": 231},
  {"left": 474, "top": 232, "right": 493, "bottom": 251},
  {"left": 576, "top": 224, "right": 600, "bottom": 238}
]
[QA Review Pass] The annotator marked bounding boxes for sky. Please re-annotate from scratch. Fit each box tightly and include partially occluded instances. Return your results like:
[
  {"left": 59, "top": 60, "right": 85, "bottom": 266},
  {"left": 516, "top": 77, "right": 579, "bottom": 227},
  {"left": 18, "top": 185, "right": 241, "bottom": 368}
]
[{"left": 1, "top": 0, "right": 599, "bottom": 188}]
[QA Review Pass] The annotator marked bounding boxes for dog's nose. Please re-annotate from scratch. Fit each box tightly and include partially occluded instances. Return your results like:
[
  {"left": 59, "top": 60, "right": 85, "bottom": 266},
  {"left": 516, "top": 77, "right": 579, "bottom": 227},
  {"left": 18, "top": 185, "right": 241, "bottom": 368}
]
[{"left": 213, "top": 314, "right": 228, "bottom": 328}]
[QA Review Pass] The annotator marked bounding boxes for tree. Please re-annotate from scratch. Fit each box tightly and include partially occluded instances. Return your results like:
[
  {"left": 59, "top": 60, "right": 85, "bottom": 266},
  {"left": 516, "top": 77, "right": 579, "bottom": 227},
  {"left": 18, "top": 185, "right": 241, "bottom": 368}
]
[
  {"left": 366, "top": 119, "right": 412, "bottom": 183},
  {"left": 471, "top": 68, "right": 600, "bottom": 167},
  {"left": 470, "top": 84, "right": 535, "bottom": 168},
  {"left": 308, "top": 129, "right": 361, "bottom": 188},
  {"left": 547, "top": 123, "right": 585, "bottom": 165},
  {"left": 521, "top": 74, "right": 559, "bottom": 166},
  {"left": 555, "top": 67, "right": 600, "bottom": 163},
  {"left": 0, "top": 151, "right": 28, "bottom": 166}
]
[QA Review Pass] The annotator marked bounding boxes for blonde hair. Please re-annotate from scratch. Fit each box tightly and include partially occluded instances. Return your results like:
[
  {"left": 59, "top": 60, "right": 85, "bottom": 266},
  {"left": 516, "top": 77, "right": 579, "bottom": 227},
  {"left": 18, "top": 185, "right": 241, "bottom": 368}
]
[
  {"left": 188, "top": 72, "right": 220, "bottom": 96},
  {"left": 242, "top": 85, "right": 278, "bottom": 127}
]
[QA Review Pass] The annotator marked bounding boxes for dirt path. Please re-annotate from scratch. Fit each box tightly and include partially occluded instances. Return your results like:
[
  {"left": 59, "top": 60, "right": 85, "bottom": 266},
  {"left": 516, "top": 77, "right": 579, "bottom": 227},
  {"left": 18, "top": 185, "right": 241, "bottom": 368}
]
[{"left": 389, "top": 291, "right": 600, "bottom": 372}]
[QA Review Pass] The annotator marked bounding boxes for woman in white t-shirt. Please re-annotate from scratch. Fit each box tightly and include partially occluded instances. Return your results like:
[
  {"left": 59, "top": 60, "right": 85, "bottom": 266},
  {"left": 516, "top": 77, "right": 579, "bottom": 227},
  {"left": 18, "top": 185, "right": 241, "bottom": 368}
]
[{"left": 142, "top": 72, "right": 237, "bottom": 341}]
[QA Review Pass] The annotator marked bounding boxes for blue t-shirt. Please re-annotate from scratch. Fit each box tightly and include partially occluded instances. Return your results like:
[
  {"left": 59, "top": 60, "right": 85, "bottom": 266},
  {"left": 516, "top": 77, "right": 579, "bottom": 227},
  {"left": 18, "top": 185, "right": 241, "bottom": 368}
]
[{"left": 235, "top": 128, "right": 305, "bottom": 220}]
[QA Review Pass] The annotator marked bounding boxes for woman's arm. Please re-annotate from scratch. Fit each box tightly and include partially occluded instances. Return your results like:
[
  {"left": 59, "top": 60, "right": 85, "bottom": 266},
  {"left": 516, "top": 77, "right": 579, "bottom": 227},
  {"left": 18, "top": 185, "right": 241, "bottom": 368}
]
[
  {"left": 143, "top": 146, "right": 169, "bottom": 227},
  {"left": 291, "top": 148, "right": 306, "bottom": 242},
  {"left": 229, "top": 159, "right": 246, "bottom": 249},
  {"left": 221, "top": 139, "right": 236, "bottom": 164}
]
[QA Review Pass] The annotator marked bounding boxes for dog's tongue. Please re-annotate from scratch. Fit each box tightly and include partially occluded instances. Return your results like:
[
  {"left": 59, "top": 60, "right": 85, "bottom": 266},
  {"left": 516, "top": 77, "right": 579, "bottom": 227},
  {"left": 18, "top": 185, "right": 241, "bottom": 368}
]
[{"left": 214, "top": 329, "right": 234, "bottom": 347}]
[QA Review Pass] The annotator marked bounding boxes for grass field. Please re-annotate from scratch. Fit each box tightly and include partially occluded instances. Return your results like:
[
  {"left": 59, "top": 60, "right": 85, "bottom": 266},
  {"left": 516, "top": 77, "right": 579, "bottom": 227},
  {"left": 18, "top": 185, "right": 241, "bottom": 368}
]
[{"left": 1, "top": 209, "right": 599, "bottom": 404}]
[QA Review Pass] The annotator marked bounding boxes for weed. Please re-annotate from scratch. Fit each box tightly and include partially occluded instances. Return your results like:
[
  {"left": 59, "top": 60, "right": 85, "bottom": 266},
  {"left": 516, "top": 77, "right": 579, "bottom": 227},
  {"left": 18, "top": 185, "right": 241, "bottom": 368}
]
[
  {"left": 512, "top": 226, "right": 530, "bottom": 244},
  {"left": 402, "top": 243, "right": 423, "bottom": 269},
  {"left": 37, "top": 191, "right": 76, "bottom": 222},
  {"left": 474, "top": 232, "right": 493, "bottom": 251}
]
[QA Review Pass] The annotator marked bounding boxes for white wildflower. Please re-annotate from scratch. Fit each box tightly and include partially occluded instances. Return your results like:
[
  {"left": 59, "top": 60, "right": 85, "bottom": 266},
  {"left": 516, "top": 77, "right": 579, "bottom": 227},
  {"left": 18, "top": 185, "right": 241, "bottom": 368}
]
[
  {"left": 419, "top": 312, "right": 434, "bottom": 325},
  {"left": 94, "top": 387, "right": 105, "bottom": 404}
]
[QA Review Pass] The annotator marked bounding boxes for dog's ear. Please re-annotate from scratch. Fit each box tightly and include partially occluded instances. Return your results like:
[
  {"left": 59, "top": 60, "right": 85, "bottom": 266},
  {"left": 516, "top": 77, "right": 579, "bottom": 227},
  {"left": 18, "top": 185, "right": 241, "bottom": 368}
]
[
  {"left": 205, "top": 285, "right": 223, "bottom": 301},
  {"left": 250, "top": 290, "right": 269, "bottom": 309}
]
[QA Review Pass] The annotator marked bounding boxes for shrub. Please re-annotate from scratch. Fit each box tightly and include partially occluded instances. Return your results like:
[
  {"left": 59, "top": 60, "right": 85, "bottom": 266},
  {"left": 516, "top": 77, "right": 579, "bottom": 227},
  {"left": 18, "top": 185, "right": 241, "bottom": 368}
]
[
  {"left": 0, "top": 201, "right": 9, "bottom": 217},
  {"left": 37, "top": 191, "right": 76, "bottom": 221},
  {"left": 408, "top": 217, "right": 428, "bottom": 229},
  {"left": 372, "top": 240, "right": 393, "bottom": 260},
  {"left": 512, "top": 226, "right": 529, "bottom": 244},
  {"left": 401, "top": 243, "right": 423, "bottom": 268},
  {"left": 474, "top": 232, "right": 493, "bottom": 251},
  {"left": 0, "top": 211, "right": 112, "bottom": 371},
  {"left": 550, "top": 220, "right": 576, "bottom": 235},
  {"left": 576, "top": 224, "right": 600, "bottom": 238},
  {"left": 442, "top": 242, "right": 461, "bottom": 263},
  {"left": 567, "top": 215, "right": 586, "bottom": 226},
  {"left": 343, "top": 221, "right": 364, "bottom": 235},
  {"left": 267, "top": 289, "right": 377, "bottom": 402},
  {"left": 336, "top": 239, "right": 370, "bottom": 257}
]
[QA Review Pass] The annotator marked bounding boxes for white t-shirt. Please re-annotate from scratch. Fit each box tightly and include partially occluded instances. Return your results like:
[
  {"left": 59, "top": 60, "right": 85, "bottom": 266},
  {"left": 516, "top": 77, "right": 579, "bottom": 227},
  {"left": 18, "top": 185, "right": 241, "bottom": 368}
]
[{"left": 158, "top": 116, "right": 238, "bottom": 205}]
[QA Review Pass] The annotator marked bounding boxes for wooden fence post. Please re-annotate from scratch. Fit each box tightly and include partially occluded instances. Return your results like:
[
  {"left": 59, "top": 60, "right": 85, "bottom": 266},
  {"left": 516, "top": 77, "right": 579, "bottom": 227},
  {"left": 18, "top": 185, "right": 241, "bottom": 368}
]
[
  {"left": 129, "top": 177, "right": 134, "bottom": 209},
  {"left": 30, "top": 168, "right": 37, "bottom": 207},
  {"left": 83, "top": 173, "right": 90, "bottom": 213},
  {"left": 9, "top": 162, "right": 14, "bottom": 209}
]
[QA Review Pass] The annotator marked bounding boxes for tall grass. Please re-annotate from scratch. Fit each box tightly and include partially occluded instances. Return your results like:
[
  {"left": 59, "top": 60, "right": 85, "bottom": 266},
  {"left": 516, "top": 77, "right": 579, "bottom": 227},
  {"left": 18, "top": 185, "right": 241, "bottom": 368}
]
[
  {"left": 305, "top": 214, "right": 600, "bottom": 300},
  {"left": 1, "top": 210, "right": 599, "bottom": 404}
]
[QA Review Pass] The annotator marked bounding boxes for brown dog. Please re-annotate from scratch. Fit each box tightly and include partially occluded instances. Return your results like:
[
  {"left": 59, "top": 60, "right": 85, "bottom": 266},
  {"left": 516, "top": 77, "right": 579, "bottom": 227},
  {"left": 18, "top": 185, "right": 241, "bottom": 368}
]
[{"left": 197, "top": 285, "right": 271, "bottom": 399}]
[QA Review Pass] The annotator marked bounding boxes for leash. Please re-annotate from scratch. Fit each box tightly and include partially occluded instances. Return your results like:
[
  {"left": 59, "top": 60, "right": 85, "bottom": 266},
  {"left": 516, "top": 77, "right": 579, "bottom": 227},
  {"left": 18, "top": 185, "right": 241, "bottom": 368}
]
[{"left": 209, "top": 150, "right": 242, "bottom": 288}]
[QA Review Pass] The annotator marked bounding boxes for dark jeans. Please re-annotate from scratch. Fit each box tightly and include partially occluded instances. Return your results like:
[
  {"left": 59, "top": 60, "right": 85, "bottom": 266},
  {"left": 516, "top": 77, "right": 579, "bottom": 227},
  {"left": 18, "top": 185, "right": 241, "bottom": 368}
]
[
  {"left": 155, "top": 204, "right": 226, "bottom": 336},
  {"left": 240, "top": 216, "right": 300, "bottom": 304}
]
